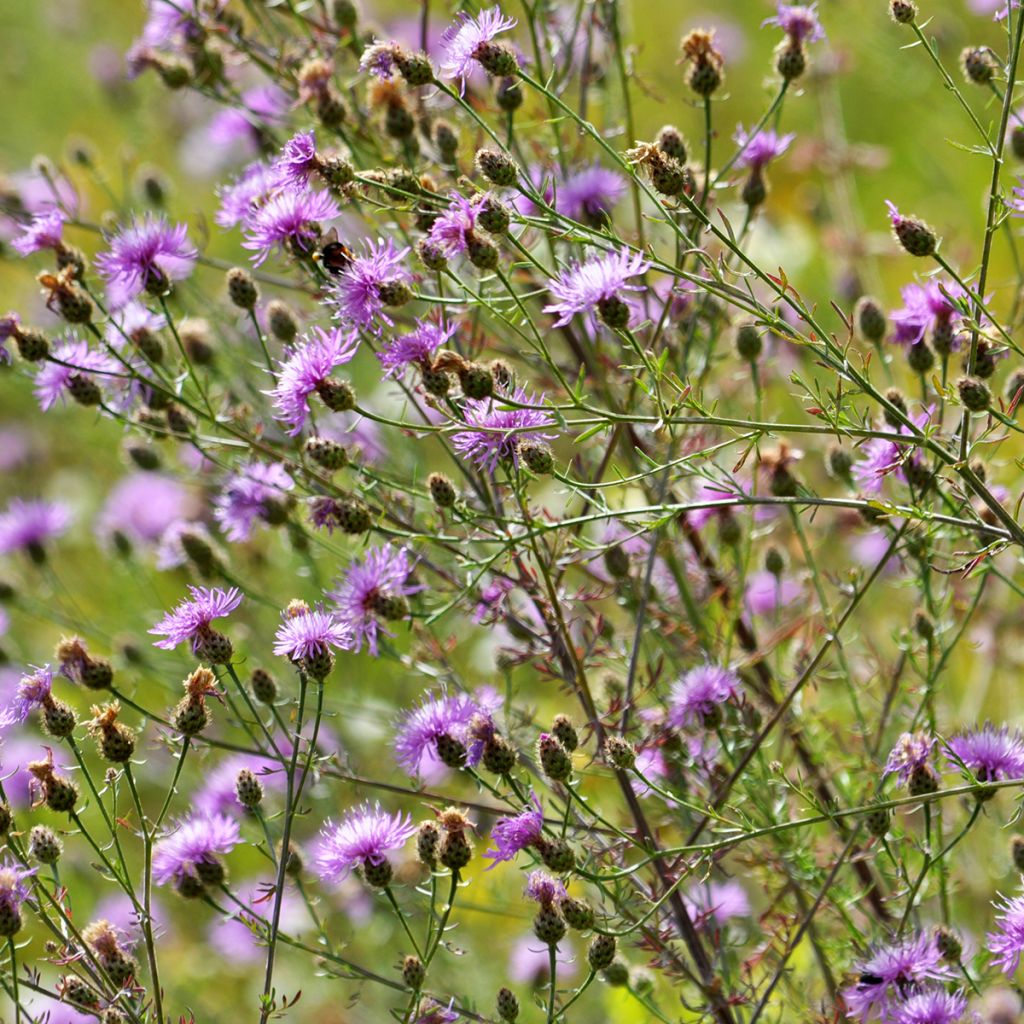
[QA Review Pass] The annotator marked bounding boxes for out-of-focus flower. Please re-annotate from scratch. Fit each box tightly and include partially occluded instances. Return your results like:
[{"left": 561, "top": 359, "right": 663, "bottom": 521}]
[
  {"left": 0, "top": 499, "right": 71, "bottom": 557},
  {"left": 213, "top": 462, "right": 294, "bottom": 542}
]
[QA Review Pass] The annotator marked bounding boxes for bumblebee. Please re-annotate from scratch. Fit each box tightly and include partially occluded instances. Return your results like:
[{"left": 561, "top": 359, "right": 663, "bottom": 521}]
[{"left": 314, "top": 229, "right": 354, "bottom": 274}]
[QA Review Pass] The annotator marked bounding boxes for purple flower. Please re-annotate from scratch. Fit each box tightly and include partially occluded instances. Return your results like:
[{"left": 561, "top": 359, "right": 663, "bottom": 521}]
[
  {"left": 509, "top": 935, "right": 577, "bottom": 984},
  {"left": 667, "top": 664, "right": 740, "bottom": 729},
  {"left": 242, "top": 188, "right": 340, "bottom": 266},
  {"left": 893, "top": 990, "right": 968, "bottom": 1024},
  {"left": 0, "top": 859, "right": 34, "bottom": 925},
  {"left": 152, "top": 813, "right": 241, "bottom": 888},
  {"left": 11, "top": 209, "right": 66, "bottom": 256},
  {"left": 105, "top": 301, "right": 167, "bottom": 350},
  {"left": 200, "top": 85, "right": 290, "bottom": 167},
  {"left": 315, "top": 803, "right": 416, "bottom": 882},
  {"left": 543, "top": 249, "right": 650, "bottom": 328},
  {"left": 33, "top": 336, "right": 118, "bottom": 412},
  {"left": 440, "top": 7, "right": 517, "bottom": 92},
  {"left": 213, "top": 462, "right": 295, "bottom": 543},
  {"left": 989, "top": 893, "right": 1024, "bottom": 974},
  {"left": 360, "top": 41, "right": 401, "bottom": 80},
  {"left": 414, "top": 1001, "right": 459, "bottom": 1024},
  {"left": 0, "top": 666, "right": 53, "bottom": 729},
  {"left": 0, "top": 313, "right": 18, "bottom": 365},
  {"left": 733, "top": 126, "right": 795, "bottom": 170},
  {"left": 329, "top": 544, "right": 420, "bottom": 656},
  {"left": 452, "top": 386, "right": 557, "bottom": 474},
  {"left": 763, "top": 3, "right": 825, "bottom": 44},
  {"left": 269, "top": 326, "right": 359, "bottom": 436},
  {"left": 377, "top": 319, "right": 456, "bottom": 378},
  {"left": 193, "top": 754, "right": 284, "bottom": 819},
  {"left": 394, "top": 689, "right": 482, "bottom": 775},
  {"left": 97, "top": 473, "right": 194, "bottom": 547},
  {"left": 744, "top": 570, "right": 801, "bottom": 617},
  {"left": 0, "top": 499, "right": 70, "bottom": 556},
  {"left": 946, "top": 723, "right": 1024, "bottom": 783},
  {"left": 216, "top": 162, "right": 283, "bottom": 229},
  {"left": 429, "top": 193, "right": 483, "bottom": 257},
  {"left": 95, "top": 214, "right": 197, "bottom": 308},
  {"left": 524, "top": 870, "right": 566, "bottom": 906},
  {"left": 155, "top": 519, "right": 214, "bottom": 571},
  {"left": 325, "top": 237, "right": 412, "bottom": 333},
  {"left": 683, "top": 881, "right": 751, "bottom": 929},
  {"left": 890, "top": 281, "right": 969, "bottom": 348},
  {"left": 273, "top": 606, "right": 352, "bottom": 660},
  {"left": 842, "top": 933, "right": 953, "bottom": 1022},
  {"left": 883, "top": 732, "right": 936, "bottom": 786},
  {"left": 149, "top": 585, "right": 243, "bottom": 652},
  {"left": 556, "top": 164, "right": 627, "bottom": 223},
  {"left": 852, "top": 407, "right": 931, "bottom": 495},
  {"left": 485, "top": 794, "right": 544, "bottom": 867},
  {"left": 273, "top": 130, "right": 320, "bottom": 190}
]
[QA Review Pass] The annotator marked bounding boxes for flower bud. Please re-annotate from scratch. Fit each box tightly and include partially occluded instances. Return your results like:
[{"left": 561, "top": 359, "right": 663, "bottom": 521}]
[
  {"left": 251, "top": 667, "right": 277, "bottom": 704},
  {"left": 560, "top": 896, "right": 594, "bottom": 931},
  {"left": 883, "top": 388, "right": 908, "bottom": 428},
  {"left": 417, "top": 239, "right": 448, "bottom": 271},
  {"left": 864, "top": 804, "right": 890, "bottom": 839},
  {"left": 466, "top": 233, "right": 500, "bottom": 270},
  {"left": 266, "top": 300, "right": 298, "bottom": 342},
  {"left": 934, "top": 925, "right": 962, "bottom": 962},
  {"left": 519, "top": 440, "right": 554, "bottom": 475},
  {"left": 533, "top": 905, "right": 567, "bottom": 945},
  {"left": 226, "top": 267, "right": 259, "bottom": 310},
  {"left": 235, "top": 768, "right": 264, "bottom": 809},
  {"left": 304, "top": 436, "right": 348, "bottom": 471},
  {"left": 0, "top": 803, "right": 11, "bottom": 834},
  {"left": 908, "top": 763, "right": 939, "bottom": 797},
  {"left": 888, "top": 204, "right": 937, "bottom": 258},
  {"left": 402, "top": 954, "right": 425, "bottom": 989},
  {"left": 588, "top": 934, "right": 617, "bottom": 970},
  {"left": 961, "top": 47, "right": 998, "bottom": 86},
  {"left": 957, "top": 376, "right": 991, "bottom": 413},
  {"left": 476, "top": 148, "right": 519, "bottom": 187},
  {"left": 15, "top": 328, "right": 50, "bottom": 362},
  {"left": 417, "top": 821, "right": 441, "bottom": 869},
  {"left": 855, "top": 296, "right": 887, "bottom": 343},
  {"left": 604, "top": 736, "right": 636, "bottom": 770},
  {"left": 889, "top": 0, "right": 917, "bottom": 23},
  {"left": 29, "top": 824, "right": 63, "bottom": 864},
  {"left": 476, "top": 41, "right": 519, "bottom": 78},
  {"left": 536, "top": 837, "right": 576, "bottom": 873},
  {"left": 496, "top": 987, "right": 519, "bottom": 1021},
  {"left": 495, "top": 77, "right": 523, "bottom": 112},
  {"left": 538, "top": 733, "right": 572, "bottom": 781},
  {"left": 459, "top": 363, "right": 495, "bottom": 400},
  {"left": 657, "top": 125, "right": 688, "bottom": 162},
  {"left": 551, "top": 714, "right": 578, "bottom": 752},
  {"left": 317, "top": 377, "right": 356, "bottom": 413},
  {"left": 735, "top": 323, "right": 763, "bottom": 361},
  {"left": 428, "top": 472, "right": 457, "bottom": 508},
  {"left": 1011, "top": 835, "right": 1024, "bottom": 872},
  {"left": 907, "top": 341, "right": 935, "bottom": 375},
  {"left": 775, "top": 42, "right": 807, "bottom": 81}
]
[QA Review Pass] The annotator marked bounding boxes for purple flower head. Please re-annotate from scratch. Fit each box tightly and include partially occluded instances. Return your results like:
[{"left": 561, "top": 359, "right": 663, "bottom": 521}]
[
  {"left": 485, "top": 793, "right": 544, "bottom": 867},
  {"left": 269, "top": 326, "right": 359, "bottom": 436},
  {"left": 34, "top": 336, "right": 118, "bottom": 412},
  {"left": 763, "top": 3, "right": 825, "bottom": 44},
  {"left": 329, "top": 544, "right": 420, "bottom": 656},
  {"left": 473, "top": 576, "right": 514, "bottom": 624},
  {"left": 11, "top": 209, "right": 66, "bottom": 256},
  {"left": 524, "top": 870, "right": 566, "bottom": 906},
  {"left": 684, "top": 881, "right": 751, "bottom": 929},
  {"left": 452, "top": 386, "right": 557, "bottom": 474},
  {"left": 0, "top": 313, "right": 18, "bottom": 364},
  {"left": 97, "top": 473, "right": 193, "bottom": 547},
  {"left": 733, "top": 126, "right": 795, "bottom": 170},
  {"left": 892, "top": 989, "right": 967, "bottom": 1024},
  {"left": 95, "top": 214, "right": 197, "bottom": 308},
  {"left": 273, "top": 605, "right": 352, "bottom": 661},
  {"left": 202, "top": 85, "right": 289, "bottom": 162},
  {"left": 213, "top": 461, "right": 294, "bottom": 543},
  {"left": 273, "top": 130, "right": 320, "bottom": 191},
  {"left": 152, "top": 813, "right": 241, "bottom": 887},
  {"left": 216, "top": 162, "right": 283, "bottom": 229},
  {"left": 104, "top": 301, "right": 167, "bottom": 350},
  {"left": 851, "top": 406, "right": 931, "bottom": 495},
  {"left": 842, "top": 933, "right": 953, "bottom": 1022},
  {"left": 325, "top": 238, "right": 412, "bottom": 333},
  {"left": 883, "top": 731, "right": 936, "bottom": 786},
  {"left": 0, "top": 859, "right": 34, "bottom": 921},
  {"left": 315, "top": 802, "right": 416, "bottom": 883},
  {"left": 394, "top": 689, "right": 482, "bottom": 775},
  {"left": 0, "top": 666, "right": 53, "bottom": 729},
  {"left": 242, "top": 188, "right": 340, "bottom": 267},
  {"left": 744, "top": 570, "right": 801, "bottom": 617},
  {"left": 0, "top": 499, "right": 71, "bottom": 556},
  {"left": 945, "top": 723, "right": 1024, "bottom": 783},
  {"left": 360, "top": 41, "right": 401, "bottom": 80},
  {"left": 556, "top": 164, "right": 627, "bottom": 223},
  {"left": 193, "top": 754, "right": 284, "bottom": 819},
  {"left": 429, "top": 193, "right": 482, "bottom": 257},
  {"left": 414, "top": 1001, "right": 459, "bottom": 1024},
  {"left": 543, "top": 249, "right": 650, "bottom": 329},
  {"left": 378, "top": 319, "right": 456, "bottom": 379},
  {"left": 667, "top": 663, "right": 740, "bottom": 729},
  {"left": 440, "top": 7, "right": 518, "bottom": 93},
  {"left": 989, "top": 893, "right": 1024, "bottom": 974},
  {"left": 149, "top": 585, "right": 243, "bottom": 652},
  {"left": 155, "top": 519, "right": 213, "bottom": 571}
]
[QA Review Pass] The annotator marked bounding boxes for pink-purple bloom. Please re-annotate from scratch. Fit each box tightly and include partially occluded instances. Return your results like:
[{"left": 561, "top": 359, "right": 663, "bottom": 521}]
[
  {"left": 242, "top": 187, "right": 340, "bottom": 266},
  {"left": 485, "top": 794, "right": 544, "bottom": 867},
  {"left": 97, "top": 473, "right": 194, "bottom": 547},
  {"left": 429, "top": 193, "right": 484, "bottom": 257},
  {"left": 377, "top": 319, "right": 456, "bottom": 379},
  {"left": 33, "top": 335, "right": 118, "bottom": 412},
  {"left": 452, "top": 386, "right": 557, "bottom": 474},
  {"left": 667, "top": 664, "right": 740, "bottom": 728},
  {"left": 890, "top": 281, "right": 968, "bottom": 348},
  {"left": 11, "top": 209, "right": 66, "bottom": 256},
  {"left": 152, "top": 813, "right": 241, "bottom": 887},
  {"left": 892, "top": 990, "right": 967, "bottom": 1024},
  {"left": 0, "top": 666, "right": 53, "bottom": 729},
  {"left": 439, "top": 7, "right": 517, "bottom": 92},
  {"left": 556, "top": 164, "right": 627, "bottom": 223},
  {"left": 733, "top": 126, "right": 794, "bottom": 170},
  {"left": 273, "top": 130, "right": 320, "bottom": 190},
  {"left": 883, "top": 732, "right": 936, "bottom": 786},
  {"left": 394, "top": 689, "right": 483, "bottom": 775},
  {"left": 315, "top": 802, "right": 416, "bottom": 882},
  {"left": 216, "top": 162, "right": 283, "bottom": 229},
  {"left": 763, "top": 3, "right": 825, "bottom": 43},
  {"left": 852, "top": 407, "right": 931, "bottom": 496},
  {"left": 269, "top": 326, "right": 359, "bottom": 436},
  {"left": 945, "top": 723, "right": 1024, "bottom": 783},
  {"left": 989, "top": 893, "right": 1024, "bottom": 974},
  {"left": 149, "top": 585, "right": 243, "bottom": 652},
  {"left": 325, "top": 237, "right": 412, "bottom": 333},
  {"left": 0, "top": 499, "right": 71, "bottom": 556},
  {"left": 0, "top": 859, "right": 34, "bottom": 921},
  {"left": 543, "top": 249, "right": 651, "bottom": 328},
  {"left": 524, "top": 870, "right": 567, "bottom": 905},
  {"left": 213, "top": 462, "right": 295, "bottom": 542},
  {"left": 683, "top": 881, "right": 751, "bottom": 929},
  {"left": 95, "top": 213, "right": 197, "bottom": 308},
  {"left": 273, "top": 606, "right": 352, "bottom": 661},
  {"left": 329, "top": 543, "right": 420, "bottom": 656}
]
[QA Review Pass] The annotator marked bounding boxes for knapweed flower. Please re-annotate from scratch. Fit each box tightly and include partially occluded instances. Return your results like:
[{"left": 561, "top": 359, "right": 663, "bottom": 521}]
[
  {"left": 733, "top": 126, "right": 794, "bottom": 170},
  {"left": 377, "top": 319, "right": 456, "bottom": 379},
  {"left": 851, "top": 407, "right": 931, "bottom": 495},
  {"left": 213, "top": 462, "right": 294, "bottom": 542},
  {"left": 104, "top": 300, "right": 167, "bottom": 351},
  {"left": 194, "top": 754, "right": 284, "bottom": 818},
  {"left": 556, "top": 164, "right": 627, "bottom": 224},
  {"left": 33, "top": 335, "right": 118, "bottom": 412},
  {"left": 843, "top": 933, "right": 953, "bottom": 1021},
  {"left": 11, "top": 209, "right": 66, "bottom": 256},
  {"left": 97, "top": 473, "right": 194, "bottom": 548},
  {"left": 95, "top": 213, "right": 197, "bottom": 307},
  {"left": 149, "top": 585, "right": 243, "bottom": 660},
  {"left": 0, "top": 314, "right": 18, "bottom": 365},
  {"left": 429, "top": 192, "right": 483, "bottom": 257},
  {"left": 763, "top": 3, "right": 825, "bottom": 43},
  {"left": 152, "top": 814, "right": 241, "bottom": 892},
  {"left": 892, "top": 989, "right": 968, "bottom": 1024},
  {"left": 485, "top": 794, "right": 544, "bottom": 867},
  {"left": 269, "top": 326, "right": 359, "bottom": 435},
  {"left": 0, "top": 666, "right": 53, "bottom": 729},
  {"left": 452, "top": 386, "right": 557, "bottom": 474},
  {"left": 0, "top": 858, "right": 34, "bottom": 936},
  {"left": 884, "top": 732, "right": 936, "bottom": 786},
  {"left": 684, "top": 881, "right": 751, "bottom": 929},
  {"left": 544, "top": 249, "right": 651, "bottom": 330},
  {"left": 216, "top": 161, "right": 283, "bottom": 229},
  {"left": 324, "top": 238, "right": 412, "bottom": 334},
  {"left": 273, "top": 606, "right": 352, "bottom": 661},
  {"left": 0, "top": 499, "right": 70, "bottom": 558},
  {"left": 667, "top": 664, "right": 740, "bottom": 729},
  {"left": 242, "top": 187, "right": 340, "bottom": 266},
  {"left": 329, "top": 544, "right": 420, "bottom": 655},
  {"left": 989, "top": 894, "right": 1024, "bottom": 974},
  {"left": 524, "top": 870, "right": 567, "bottom": 906},
  {"left": 744, "top": 570, "right": 802, "bottom": 617},
  {"left": 394, "top": 689, "right": 483, "bottom": 774},
  {"left": 273, "top": 130, "right": 320, "bottom": 190},
  {"left": 946, "top": 723, "right": 1024, "bottom": 784},
  {"left": 414, "top": 1001, "right": 459, "bottom": 1024},
  {"left": 890, "top": 280, "right": 970, "bottom": 351},
  {"left": 439, "top": 7, "right": 517, "bottom": 92},
  {"left": 316, "top": 803, "right": 416, "bottom": 885}
]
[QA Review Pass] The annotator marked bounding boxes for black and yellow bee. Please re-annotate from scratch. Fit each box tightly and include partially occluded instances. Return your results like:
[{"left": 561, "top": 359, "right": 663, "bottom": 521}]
[{"left": 314, "top": 228, "right": 355, "bottom": 275}]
